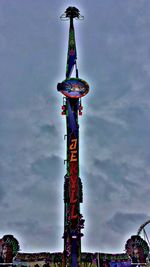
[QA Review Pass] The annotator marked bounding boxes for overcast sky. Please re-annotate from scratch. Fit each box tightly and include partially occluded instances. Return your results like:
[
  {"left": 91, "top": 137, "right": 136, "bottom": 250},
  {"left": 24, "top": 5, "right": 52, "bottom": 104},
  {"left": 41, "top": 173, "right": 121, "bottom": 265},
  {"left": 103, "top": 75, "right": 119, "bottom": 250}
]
[{"left": 0, "top": 0, "right": 150, "bottom": 255}]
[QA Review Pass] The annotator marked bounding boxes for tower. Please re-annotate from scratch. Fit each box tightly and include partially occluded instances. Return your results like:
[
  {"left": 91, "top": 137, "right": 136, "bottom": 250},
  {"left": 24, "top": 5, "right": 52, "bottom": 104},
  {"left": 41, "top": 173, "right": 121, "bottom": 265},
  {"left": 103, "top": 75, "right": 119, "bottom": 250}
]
[{"left": 57, "top": 6, "right": 89, "bottom": 267}]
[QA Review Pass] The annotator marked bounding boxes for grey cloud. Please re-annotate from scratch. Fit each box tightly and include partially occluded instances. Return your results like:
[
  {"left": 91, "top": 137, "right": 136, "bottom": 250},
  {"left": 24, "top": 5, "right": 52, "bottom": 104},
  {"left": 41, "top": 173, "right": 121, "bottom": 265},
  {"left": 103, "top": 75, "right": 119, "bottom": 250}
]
[
  {"left": 31, "top": 155, "right": 63, "bottom": 179},
  {"left": 83, "top": 212, "right": 150, "bottom": 253},
  {"left": 106, "top": 212, "right": 149, "bottom": 235},
  {"left": 92, "top": 158, "right": 138, "bottom": 190},
  {"left": 7, "top": 219, "right": 63, "bottom": 252},
  {"left": 0, "top": 182, "right": 5, "bottom": 202},
  {"left": 40, "top": 124, "right": 57, "bottom": 137},
  {"left": 87, "top": 173, "right": 118, "bottom": 205}
]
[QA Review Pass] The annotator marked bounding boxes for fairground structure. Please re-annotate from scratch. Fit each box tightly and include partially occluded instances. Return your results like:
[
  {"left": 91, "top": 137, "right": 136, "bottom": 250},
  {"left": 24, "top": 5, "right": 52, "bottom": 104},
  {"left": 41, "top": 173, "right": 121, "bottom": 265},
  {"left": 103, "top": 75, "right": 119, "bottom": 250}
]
[{"left": 0, "top": 6, "right": 149, "bottom": 267}]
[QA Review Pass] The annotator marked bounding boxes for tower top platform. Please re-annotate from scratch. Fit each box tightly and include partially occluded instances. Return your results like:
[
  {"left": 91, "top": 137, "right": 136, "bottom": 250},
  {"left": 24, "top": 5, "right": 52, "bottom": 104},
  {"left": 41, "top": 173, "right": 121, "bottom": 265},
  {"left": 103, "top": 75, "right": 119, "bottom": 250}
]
[{"left": 60, "top": 6, "right": 84, "bottom": 20}]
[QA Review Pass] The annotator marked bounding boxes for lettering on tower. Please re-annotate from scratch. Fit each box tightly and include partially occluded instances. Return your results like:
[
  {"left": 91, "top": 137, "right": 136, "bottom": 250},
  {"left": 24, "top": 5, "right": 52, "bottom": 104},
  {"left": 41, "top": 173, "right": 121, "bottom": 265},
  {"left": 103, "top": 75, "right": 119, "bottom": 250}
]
[
  {"left": 70, "top": 137, "right": 78, "bottom": 220},
  {"left": 70, "top": 139, "right": 77, "bottom": 162}
]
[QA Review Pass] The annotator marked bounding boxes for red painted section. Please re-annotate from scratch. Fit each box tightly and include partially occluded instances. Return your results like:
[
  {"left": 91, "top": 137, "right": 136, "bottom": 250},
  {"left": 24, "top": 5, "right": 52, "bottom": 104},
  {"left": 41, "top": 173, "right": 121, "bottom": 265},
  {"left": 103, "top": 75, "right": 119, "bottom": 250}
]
[{"left": 69, "top": 137, "right": 79, "bottom": 222}]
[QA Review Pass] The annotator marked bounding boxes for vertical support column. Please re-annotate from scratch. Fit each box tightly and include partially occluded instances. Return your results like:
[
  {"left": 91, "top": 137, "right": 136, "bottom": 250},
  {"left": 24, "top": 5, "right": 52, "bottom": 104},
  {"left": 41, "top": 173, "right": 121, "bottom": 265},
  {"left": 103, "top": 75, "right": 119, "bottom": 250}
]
[
  {"left": 66, "top": 98, "right": 81, "bottom": 267},
  {"left": 58, "top": 7, "right": 87, "bottom": 267}
]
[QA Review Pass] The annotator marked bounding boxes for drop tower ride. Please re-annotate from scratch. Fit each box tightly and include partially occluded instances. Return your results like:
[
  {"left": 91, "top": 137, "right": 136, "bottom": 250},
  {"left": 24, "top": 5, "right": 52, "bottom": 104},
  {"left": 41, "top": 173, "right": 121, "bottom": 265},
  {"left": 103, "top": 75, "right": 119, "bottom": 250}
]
[
  {"left": 0, "top": 6, "right": 149, "bottom": 267},
  {"left": 57, "top": 6, "right": 89, "bottom": 267}
]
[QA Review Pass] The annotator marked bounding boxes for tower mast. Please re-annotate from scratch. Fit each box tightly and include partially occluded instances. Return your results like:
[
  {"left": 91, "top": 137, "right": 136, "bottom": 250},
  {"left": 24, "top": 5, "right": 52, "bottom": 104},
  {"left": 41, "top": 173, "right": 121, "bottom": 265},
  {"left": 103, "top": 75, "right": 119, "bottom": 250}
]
[{"left": 57, "top": 7, "right": 89, "bottom": 267}]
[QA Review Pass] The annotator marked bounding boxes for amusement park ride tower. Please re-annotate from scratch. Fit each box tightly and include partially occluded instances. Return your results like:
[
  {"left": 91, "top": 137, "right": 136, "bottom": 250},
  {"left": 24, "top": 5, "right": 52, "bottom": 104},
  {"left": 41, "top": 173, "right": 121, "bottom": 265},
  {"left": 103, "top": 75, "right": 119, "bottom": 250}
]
[
  {"left": 0, "top": 5, "right": 150, "bottom": 267},
  {"left": 57, "top": 6, "right": 89, "bottom": 267}
]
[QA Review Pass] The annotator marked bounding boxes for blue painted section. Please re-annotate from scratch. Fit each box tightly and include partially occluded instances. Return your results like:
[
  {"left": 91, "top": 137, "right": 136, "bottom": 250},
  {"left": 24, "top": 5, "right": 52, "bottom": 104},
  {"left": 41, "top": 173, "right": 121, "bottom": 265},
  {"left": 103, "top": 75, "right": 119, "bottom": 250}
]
[
  {"left": 72, "top": 238, "right": 77, "bottom": 267},
  {"left": 67, "top": 53, "right": 76, "bottom": 78},
  {"left": 67, "top": 99, "right": 78, "bottom": 137},
  {"left": 110, "top": 261, "right": 132, "bottom": 267}
]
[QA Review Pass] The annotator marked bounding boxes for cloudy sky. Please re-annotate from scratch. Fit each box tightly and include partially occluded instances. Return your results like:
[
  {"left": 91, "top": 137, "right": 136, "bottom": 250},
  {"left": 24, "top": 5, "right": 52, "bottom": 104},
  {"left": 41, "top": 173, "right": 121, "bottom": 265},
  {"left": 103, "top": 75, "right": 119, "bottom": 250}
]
[{"left": 0, "top": 0, "right": 150, "bottom": 255}]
